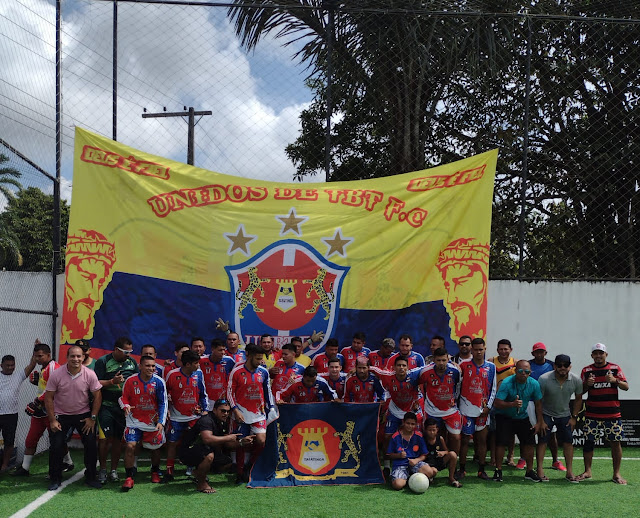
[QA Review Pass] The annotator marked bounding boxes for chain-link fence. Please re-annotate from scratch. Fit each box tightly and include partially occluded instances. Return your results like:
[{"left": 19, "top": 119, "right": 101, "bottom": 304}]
[{"left": 2, "top": 0, "right": 640, "bottom": 284}]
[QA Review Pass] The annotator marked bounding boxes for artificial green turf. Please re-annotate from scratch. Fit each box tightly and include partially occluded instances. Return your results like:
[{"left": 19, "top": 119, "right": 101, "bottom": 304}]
[{"left": 2, "top": 448, "right": 638, "bottom": 518}]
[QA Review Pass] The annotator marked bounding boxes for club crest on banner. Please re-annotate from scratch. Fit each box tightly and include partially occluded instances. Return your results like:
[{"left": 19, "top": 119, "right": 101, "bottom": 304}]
[{"left": 225, "top": 241, "right": 348, "bottom": 352}]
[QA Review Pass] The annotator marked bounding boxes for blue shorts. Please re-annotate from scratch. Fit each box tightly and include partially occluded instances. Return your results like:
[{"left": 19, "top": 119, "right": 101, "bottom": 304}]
[
  {"left": 539, "top": 415, "right": 573, "bottom": 444},
  {"left": 461, "top": 414, "right": 489, "bottom": 435},
  {"left": 124, "top": 426, "right": 166, "bottom": 449},
  {"left": 390, "top": 461, "right": 428, "bottom": 481},
  {"left": 385, "top": 414, "right": 402, "bottom": 434},
  {"left": 583, "top": 417, "right": 624, "bottom": 442},
  {"left": 167, "top": 420, "right": 193, "bottom": 442}
]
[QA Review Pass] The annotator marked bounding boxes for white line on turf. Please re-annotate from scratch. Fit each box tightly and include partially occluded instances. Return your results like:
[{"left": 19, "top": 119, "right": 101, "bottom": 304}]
[{"left": 9, "top": 470, "right": 86, "bottom": 518}]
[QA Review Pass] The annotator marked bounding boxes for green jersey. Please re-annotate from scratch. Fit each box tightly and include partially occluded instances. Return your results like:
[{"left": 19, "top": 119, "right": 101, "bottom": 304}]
[{"left": 94, "top": 353, "right": 139, "bottom": 406}]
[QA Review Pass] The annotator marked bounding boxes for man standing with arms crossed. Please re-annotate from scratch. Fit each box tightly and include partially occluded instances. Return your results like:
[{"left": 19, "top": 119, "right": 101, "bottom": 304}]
[
  {"left": 578, "top": 343, "right": 629, "bottom": 484},
  {"left": 536, "top": 354, "right": 583, "bottom": 482}
]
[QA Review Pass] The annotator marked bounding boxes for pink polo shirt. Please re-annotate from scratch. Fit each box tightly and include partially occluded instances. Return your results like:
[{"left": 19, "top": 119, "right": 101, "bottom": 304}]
[{"left": 46, "top": 365, "right": 102, "bottom": 416}]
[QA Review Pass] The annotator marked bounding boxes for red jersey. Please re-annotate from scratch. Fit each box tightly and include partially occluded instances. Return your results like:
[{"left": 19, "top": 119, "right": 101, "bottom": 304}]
[
  {"left": 341, "top": 346, "right": 371, "bottom": 372},
  {"left": 369, "top": 350, "right": 393, "bottom": 369},
  {"left": 418, "top": 363, "right": 461, "bottom": 418},
  {"left": 119, "top": 373, "right": 168, "bottom": 430},
  {"left": 227, "top": 364, "right": 274, "bottom": 424},
  {"left": 271, "top": 361, "right": 306, "bottom": 396},
  {"left": 319, "top": 372, "right": 347, "bottom": 399},
  {"left": 384, "top": 351, "right": 425, "bottom": 370},
  {"left": 581, "top": 362, "right": 627, "bottom": 419},
  {"left": 344, "top": 374, "right": 385, "bottom": 403},
  {"left": 312, "top": 353, "right": 345, "bottom": 374},
  {"left": 277, "top": 377, "right": 337, "bottom": 403},
  {"left": 199, "top": 355, "right": 235, "bottom": 409},
  {"left": 165, "top": 368, "right": 208, "bottom": 422},
  {"left": 37, "top": 360, "right": 61, "bottom": 402},
  {"left": 458, "top": 359, "right": 496, "bottom": 417},
  {"left": 226, "top": 349, "right": 246, "bottom": 364},
  {"left": 371, "top": 367, "right": 421, "bottom": 419}
]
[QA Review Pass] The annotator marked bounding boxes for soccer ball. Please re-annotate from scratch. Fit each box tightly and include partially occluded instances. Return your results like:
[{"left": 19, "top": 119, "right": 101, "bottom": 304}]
[{"left": 408, "top": 472, "right": 430, "bottom": 493}]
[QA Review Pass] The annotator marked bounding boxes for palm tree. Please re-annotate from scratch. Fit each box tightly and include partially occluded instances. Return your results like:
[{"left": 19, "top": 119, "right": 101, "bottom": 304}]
[
  {"left": 226, "top": 1, "right": 513, "bottom": 178},
  {"left": 0, "top": 153, "right": 21, "bottom": 202}
]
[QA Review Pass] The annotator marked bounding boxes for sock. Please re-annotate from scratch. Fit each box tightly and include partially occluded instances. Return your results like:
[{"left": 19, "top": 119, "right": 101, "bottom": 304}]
[
  {"left": 383, "top": 459, "right": 390, "bottom": 469},
  {"left": 151, "top": 464, "right": 159, "bottom": 473},
  {"left": 125, "top": 467, "right": 135, "bottom": 478},
  {"left": 479, "top": 463, "right": 485, "bottom": 472},
  {"left": 63, "top": 452, "right": 72, "bottom": 464},
  {"left": 22, "top": 455, "right": 34, "bottom": 470},
  {"left": 166, "top": 459, "right": 175, "bottom": 474},
  {"left": 134, "top": 456, "right": 138, "bottom": 468}
]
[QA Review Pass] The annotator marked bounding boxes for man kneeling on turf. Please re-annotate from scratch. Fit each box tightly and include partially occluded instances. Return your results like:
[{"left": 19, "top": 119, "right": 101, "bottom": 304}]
[
  {"left": 386, "top": 412, "right": 433, "bottom": 490},
  {"left": 179, "top": 399, "right": 254, "bottom": 493},
  {"left": 423, "top": 418, "right": 461, "bottom": 488},
  {"left": 119, "top": 355, "right": 168, "bottom": 491}
]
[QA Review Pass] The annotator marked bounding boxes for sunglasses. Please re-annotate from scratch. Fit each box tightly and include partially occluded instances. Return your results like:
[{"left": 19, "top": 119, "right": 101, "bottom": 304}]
[
  {"left": 516, "top": 368, "right": 531, "bottom": 375},
  {"left": 217, "top": 408, "right": 230, "bottom": 414},
  {"left": 555, "top": 362, "right": 571, "bottom": 368},
  {"left": 116, "top": 347, "right": 132, "bottom": 355},
  {"left": 460, "top": 342, "right": 472, "bottom": 346}
]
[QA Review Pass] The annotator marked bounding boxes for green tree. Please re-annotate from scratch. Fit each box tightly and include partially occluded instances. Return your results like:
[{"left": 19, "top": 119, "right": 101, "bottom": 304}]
[
  {"left": 0, "top": 187, "right": 70, "bottom": 272},
  {"left": 0, "top": 153, "right": 21, "bottom": 201}
]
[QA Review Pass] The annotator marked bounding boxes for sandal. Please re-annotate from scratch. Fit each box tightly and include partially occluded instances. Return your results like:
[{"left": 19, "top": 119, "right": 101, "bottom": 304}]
[
  {"left": 612, "top": 476, "right": 628, "bottom": 485},
  {"left": 565, "top": 475, "right": 579, "bottom": 483}
]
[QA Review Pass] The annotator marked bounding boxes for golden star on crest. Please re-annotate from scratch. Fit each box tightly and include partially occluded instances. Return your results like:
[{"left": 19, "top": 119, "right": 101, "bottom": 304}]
[
  {"left": 276, "top": 208, "right": 308, "bottom": 236},
  {"left": 322, "top": 229, "right": 353, "bottom": 258},
  {"left": 223, "top": 224, "right": 257, "bottom": 257}
]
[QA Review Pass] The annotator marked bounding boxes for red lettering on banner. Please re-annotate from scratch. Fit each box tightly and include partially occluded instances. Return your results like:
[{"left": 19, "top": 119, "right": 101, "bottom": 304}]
[
  {"left": 146, "top": 184, "right": 268, "bottom": 218},
  {"left": 274, "top": 188, "right": 319, "bottom": 201},
  {"left": 406, "top": 165, "right": 486, "bottom": 192},
  {"left": 80, "top": 145, "right": 170, "bottom": 180},
  {"left": 324, "top": 189, "right": 383, "bottom": 211},
  {"left": 384, "top": 197, "right": 428, "bottom": 228}
]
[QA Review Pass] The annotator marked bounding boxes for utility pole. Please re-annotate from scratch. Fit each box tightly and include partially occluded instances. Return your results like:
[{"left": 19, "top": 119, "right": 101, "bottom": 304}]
[{"left": 142, "top": 107, "right": 212, "bottom": 165}]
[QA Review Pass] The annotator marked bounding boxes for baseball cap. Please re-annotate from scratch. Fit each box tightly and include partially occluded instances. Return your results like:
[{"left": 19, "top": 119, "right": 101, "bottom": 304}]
[
  {"left": 531, "top": 342, "right": 547, "bottom": 353},
  {"left": 555, "top": 354, "right": 571, "bottom": 364},
  {"left": 592, "top": 343, "right": 607, "bottom": 353}
]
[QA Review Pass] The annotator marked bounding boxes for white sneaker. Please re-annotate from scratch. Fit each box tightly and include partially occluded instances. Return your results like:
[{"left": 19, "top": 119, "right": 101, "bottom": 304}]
[
  {"left": 98, "top": 469, "right": 107, "bottom": 484},
  {"left": 108, "top": 470, "right": 119, "bottom": 482}
]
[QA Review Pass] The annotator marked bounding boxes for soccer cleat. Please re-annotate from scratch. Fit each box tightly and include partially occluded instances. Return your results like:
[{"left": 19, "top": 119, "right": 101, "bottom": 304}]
[
  {"left": 108, "top": 470, "right": 119, "bottom": 482},
  {"left": 515, "top": 458, "right": 527, "bottom": 470},
  {"left": 98, "top": 469, "right": 107, "bottom": 484},
  {"left": 185, "top": 466, "right": 194, "bottom": 477},
  {"left": 478, "top": 470, "right": 491, "bottom": 481},
  {"left": 525, "top": 470, "right": 542, "bottom": 482},
  {"left": 121, "top": 477, "right": 135, "bottom": 492},
  {"left": 85, "top": 479, "right": 102, "bottom": 489},
  {"left": 151, "top": 471, "right": 162, "bottom": 484},
  {"left": 552, "top": 460, "right": 567, "bottom": 472},
  {"left": 492, "top": 469, "right": 503, "bottom": 482},
  {"left": 48, "top": 480, "right": 61, "bottom": 491},
  {"left": 12, "top": 466, "right": 30, "bottom": 477},
  {"left": 62, "top": 462, "right": 75, "bottom": 473}
]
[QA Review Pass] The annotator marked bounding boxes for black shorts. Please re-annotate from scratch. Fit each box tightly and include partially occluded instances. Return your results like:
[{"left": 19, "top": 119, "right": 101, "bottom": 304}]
[
  {"left": 180, "top": 445, "right": 232, "bottom": 469},
  {"left": 495, "top": 414, "right": 535, "bottom": 446},
  {"left": 0, "top": 413, "right": 19, "bottom": 447},
  {"left": 425, "top": 455, "right": 446, "bottom": 471}
]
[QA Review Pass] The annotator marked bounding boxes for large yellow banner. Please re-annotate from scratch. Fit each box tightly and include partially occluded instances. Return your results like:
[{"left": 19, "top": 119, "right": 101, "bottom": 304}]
[{"left": 62, "top": 128, "right": 496, "bottom": 358}]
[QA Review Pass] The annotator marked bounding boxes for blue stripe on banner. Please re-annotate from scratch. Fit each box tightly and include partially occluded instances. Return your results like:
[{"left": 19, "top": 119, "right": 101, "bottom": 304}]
[
  {"left": 90, "top": 273, "right": 458, "bottom": 358},
  {"left": 249, "top": 402, "right": 384, "bottom": 487}
]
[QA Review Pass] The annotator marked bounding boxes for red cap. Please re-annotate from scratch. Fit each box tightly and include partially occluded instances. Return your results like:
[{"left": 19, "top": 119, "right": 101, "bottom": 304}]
[{"left": 532, "top": 342, "right": 547, "bottom": 353}]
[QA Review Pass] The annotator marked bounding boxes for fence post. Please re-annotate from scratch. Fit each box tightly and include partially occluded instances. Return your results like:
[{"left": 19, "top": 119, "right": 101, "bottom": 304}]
[{"left": 518, "top": 15, "right": 532, "bottom": 279}]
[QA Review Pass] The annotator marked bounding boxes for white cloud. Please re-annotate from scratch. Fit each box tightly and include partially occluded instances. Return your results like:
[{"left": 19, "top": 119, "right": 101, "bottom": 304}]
[{"left": 1, "top": 0, "right": 319, "bottom": 193}]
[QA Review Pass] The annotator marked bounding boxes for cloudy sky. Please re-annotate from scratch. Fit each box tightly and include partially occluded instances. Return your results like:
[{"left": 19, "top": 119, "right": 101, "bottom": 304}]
[{"left": 1, "top": 0, "right": 319, "bottom": 207}]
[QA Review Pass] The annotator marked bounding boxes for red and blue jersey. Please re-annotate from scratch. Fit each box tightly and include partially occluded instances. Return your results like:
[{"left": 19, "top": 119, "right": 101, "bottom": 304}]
[
  {"left": 119, "top": 373, "right": 168, "bottom": 431},
  {"left": 165, "top": 368, "right": 208, "bottom": 423},
  {"left": 277, "top": 376, "right": 337, "bottom": 403},
  {"left": 320, "top": 372, "right": 347, "bottom": 399},
  {"left": 226, "top": 349, "right": 246, "bottom": 364},
  {"left": 312, "top": 353, "right": 345, "bottom": 374},
  {"left": 344, "top": 373, "right": 385, "bottom": 403},
  {"left": 418, "top": 363, "right": 461, "bottom": 418},
  {"left": 369, "top": 350, "right": 393, "bottom": 369},
  {"left": 199, "top": 355, "right": 235, "bottom": 409},
  {"left": 271, "top": 361, "right": 306, "bottom": 396},
  {"left": 384, "top": 351, "right": 425, "bottom": 370},
  {"left": 227, "top": 364, "right": 274, "bottom": 424},
  {"left": 387, "top": 430, "right": 428, "bottom": 468},
  {"left": 458, "top": 359, "right": 496, "bottom": 417},
  {"left": 341, "top": 346, "right": 371, "bottom": 373},
  {"left": 371, "top": 366, "right": 422, "bottom": 419}
]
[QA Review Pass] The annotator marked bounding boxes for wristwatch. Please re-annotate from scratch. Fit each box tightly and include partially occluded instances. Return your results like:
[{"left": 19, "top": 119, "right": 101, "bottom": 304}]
[{"left": 91, "top": 415, "right": 97, "bottom": 421}]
